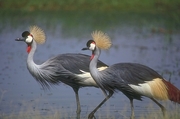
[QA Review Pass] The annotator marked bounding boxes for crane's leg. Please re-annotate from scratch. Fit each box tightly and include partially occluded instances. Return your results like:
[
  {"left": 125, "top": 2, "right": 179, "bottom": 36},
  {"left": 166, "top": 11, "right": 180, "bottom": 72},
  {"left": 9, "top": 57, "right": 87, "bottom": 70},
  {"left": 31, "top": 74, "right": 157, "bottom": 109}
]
[
  {"left": 88, "top": 92, "right": 113, "bottom": 119},
  {"left": 73, "top": 88, "right": 81, "bottom": 119},
  {"left": 130, "top": 99, "right": 134, "bottom": 119},
  {"left": 150, "top": 98, "right": 167, "bottom": 118}
]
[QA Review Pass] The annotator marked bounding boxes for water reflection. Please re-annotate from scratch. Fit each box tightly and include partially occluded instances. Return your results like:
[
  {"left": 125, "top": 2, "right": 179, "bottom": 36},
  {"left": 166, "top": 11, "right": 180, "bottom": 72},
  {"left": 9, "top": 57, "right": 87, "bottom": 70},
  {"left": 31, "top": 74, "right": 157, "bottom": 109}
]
[{"left": 0, "top": 11, "right": 180, "bottom": 118}]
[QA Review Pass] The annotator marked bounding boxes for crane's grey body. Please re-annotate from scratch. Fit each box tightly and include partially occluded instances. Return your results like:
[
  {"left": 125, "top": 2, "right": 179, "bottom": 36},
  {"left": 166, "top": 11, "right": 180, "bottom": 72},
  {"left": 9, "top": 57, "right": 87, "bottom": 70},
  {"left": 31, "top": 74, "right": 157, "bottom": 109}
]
[
  {"left": 16, "top": 33, "right": 108, "bottom": 119},
  {"left": 92, "top": 62, "right": 164, "bottom": 99},
  {"left": 84, "top": 45, "right": 167, "bottom": 119}
]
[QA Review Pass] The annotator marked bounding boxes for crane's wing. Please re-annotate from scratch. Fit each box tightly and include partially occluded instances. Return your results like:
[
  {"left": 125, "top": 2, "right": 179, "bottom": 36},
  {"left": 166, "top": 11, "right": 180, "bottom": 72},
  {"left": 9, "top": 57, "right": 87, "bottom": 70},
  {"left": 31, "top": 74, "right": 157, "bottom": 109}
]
[
  {"left": 37, "top": 53, "right": 108, "bottom": 89},
  {"left": 109, "top": 63, "right": 163, "bottom": 85},
  {"left": 55, "top": 53, "right": 108, "bottom": 74},
  {"left": 54, "top": 53, "right": 108, "bottom": 87}
]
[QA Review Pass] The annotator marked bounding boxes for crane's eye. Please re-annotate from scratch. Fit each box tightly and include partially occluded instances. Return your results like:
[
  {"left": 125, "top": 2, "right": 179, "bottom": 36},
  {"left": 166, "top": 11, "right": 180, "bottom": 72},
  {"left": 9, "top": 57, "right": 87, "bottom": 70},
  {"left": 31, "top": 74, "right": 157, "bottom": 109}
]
[{"left": 25, "top": 35, "right": 33, "bottom": 43}]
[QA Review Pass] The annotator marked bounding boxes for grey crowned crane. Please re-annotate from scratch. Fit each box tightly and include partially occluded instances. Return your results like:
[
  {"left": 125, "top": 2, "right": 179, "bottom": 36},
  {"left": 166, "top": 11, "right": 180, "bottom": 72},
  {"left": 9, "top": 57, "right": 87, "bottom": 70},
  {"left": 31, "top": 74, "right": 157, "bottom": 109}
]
[
  {"left": 15, "top": 26, "right": 108, "bottom": 119},
  {"left": 82, "top": 31, "right": 180, "bottom": 119}
]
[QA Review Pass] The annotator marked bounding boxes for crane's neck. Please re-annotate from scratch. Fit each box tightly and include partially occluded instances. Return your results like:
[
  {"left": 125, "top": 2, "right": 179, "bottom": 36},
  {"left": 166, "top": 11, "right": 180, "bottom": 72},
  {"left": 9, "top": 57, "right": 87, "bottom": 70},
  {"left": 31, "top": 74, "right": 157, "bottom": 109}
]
[
  {"left": 90, "top": 46, "right": 101, "bottom": 80},
  {"left": 90, "top": 46, "right": 108, "bottom": 96},
  {"left": 27, "top": 41, "right": 39, "bottom": 74}
]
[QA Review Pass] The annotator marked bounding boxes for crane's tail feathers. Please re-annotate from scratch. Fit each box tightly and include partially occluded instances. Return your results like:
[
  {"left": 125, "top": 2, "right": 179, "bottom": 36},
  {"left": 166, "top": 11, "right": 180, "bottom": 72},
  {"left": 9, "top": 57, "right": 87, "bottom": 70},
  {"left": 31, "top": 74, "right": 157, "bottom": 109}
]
[
  {"left": 162, "top": 80, "right": 180, "bottom": 104},
  {"left": 147, "top": 78, "right": 169, "bottom": 100},
  {"left": 148, "top": 78, "right": 180, "bottom": 103},
  {"left": 129, "top": 78, "right": 180, "bottom": 103}
]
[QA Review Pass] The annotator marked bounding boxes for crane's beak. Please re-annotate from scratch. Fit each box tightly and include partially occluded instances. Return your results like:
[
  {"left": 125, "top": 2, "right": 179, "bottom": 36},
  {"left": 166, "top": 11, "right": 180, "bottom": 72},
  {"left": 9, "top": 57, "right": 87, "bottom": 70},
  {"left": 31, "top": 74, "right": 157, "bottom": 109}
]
[
  {"left": 82, "top": 47, "right": 89, "bottom": 50},
  {"left": 15, "top": 38, "right": 25, "bottom": 42}
]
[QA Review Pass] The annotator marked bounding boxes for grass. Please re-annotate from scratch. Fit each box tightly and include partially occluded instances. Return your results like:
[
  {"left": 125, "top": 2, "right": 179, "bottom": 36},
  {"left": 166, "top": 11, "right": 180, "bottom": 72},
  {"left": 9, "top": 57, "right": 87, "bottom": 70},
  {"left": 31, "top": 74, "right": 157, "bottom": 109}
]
[
  {"left": 0, "top": 89, "right": 180, "bottom": 119},
  {"left": 0, "top": 102, "right": 179, "bottom": 119}
]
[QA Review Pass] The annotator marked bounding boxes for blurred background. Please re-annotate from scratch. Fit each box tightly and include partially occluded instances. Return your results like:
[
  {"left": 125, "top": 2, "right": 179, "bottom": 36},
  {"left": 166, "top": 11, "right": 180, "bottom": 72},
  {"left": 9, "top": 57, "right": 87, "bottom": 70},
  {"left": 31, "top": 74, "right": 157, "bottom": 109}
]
[{"left": 0, "top": 0, "right": 180, "bottom": 119}]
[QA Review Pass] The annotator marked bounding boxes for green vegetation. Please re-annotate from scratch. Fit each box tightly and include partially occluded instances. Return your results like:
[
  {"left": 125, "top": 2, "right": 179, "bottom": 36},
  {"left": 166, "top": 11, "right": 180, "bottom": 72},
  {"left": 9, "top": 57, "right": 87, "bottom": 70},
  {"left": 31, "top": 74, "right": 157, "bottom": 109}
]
[
  {"left": 0, "top": 0, "right": 179, "bottom": 34},
  {"left": 1, "top": 0, "right": 180, "bottom": 13},
  {"left": 0, "top": 10, "right": 179, "bottom": 37}
]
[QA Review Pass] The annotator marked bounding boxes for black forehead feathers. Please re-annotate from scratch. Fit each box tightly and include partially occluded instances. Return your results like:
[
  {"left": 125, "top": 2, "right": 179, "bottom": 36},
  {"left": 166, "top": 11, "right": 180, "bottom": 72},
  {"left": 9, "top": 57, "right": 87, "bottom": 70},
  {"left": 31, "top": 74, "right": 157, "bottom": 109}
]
[
  {"left": 22, "top": 31, "right": 30, "bottom": 38},
  {"left": 86, "top": 40, "right": 95, "bottom": 47}
]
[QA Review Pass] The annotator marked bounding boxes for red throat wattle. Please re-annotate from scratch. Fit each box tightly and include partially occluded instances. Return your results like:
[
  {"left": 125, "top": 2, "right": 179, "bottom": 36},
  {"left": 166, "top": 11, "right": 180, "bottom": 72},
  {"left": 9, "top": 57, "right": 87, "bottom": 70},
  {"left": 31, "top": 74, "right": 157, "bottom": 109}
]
[
  {"left": 90, "top": 54, "right": 94, "bottom": 60},
  {"left": 27, "top": 46, "right": 31, "bottom": 53}
]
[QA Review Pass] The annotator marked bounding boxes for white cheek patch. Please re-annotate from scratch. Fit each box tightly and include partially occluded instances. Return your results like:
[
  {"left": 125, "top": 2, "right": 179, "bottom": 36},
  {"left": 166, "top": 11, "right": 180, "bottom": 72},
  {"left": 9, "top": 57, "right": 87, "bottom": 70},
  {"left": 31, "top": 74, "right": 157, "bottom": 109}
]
[
  {"left": 26, "top": 36, "right": 33, "bottom": 43},
  {"left": 89, "top": 43, "right": 95, "bottom": 50}
]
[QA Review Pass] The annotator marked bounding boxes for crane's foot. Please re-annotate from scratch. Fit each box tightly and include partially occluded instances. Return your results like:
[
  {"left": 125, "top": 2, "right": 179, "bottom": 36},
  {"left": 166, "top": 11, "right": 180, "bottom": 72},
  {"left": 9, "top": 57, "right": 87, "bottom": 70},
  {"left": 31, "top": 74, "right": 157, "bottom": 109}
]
[{"left": 88, "top": 112, "right": 96, "bottom": 119}]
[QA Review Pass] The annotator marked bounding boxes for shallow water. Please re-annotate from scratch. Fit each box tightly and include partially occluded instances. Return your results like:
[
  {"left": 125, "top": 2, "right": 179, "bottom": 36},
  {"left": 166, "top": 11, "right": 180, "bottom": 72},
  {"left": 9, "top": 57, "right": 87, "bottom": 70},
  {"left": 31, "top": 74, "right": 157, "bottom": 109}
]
[{"left": 0, "top": 11, "right": 180, "bottom": 118}]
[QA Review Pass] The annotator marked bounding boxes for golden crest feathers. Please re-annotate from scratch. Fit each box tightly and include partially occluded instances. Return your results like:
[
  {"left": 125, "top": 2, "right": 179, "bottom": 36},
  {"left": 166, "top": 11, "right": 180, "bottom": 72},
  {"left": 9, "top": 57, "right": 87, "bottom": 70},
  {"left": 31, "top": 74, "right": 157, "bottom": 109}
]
[
  {"left": 29, "top": 25, "right": 46, "bottom": 44},
  {"left": 91, "top": 31, "right": 112, "bottom": 49}
]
